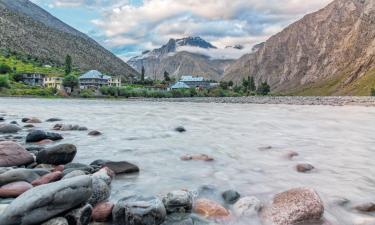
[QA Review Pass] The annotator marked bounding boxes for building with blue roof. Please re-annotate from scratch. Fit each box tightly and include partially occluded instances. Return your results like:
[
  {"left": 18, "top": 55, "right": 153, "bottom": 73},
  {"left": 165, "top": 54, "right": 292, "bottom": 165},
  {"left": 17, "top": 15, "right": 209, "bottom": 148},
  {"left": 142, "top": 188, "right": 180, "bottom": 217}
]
[{"left": 79, "top": 70, "right": 121, "bottom": 89}]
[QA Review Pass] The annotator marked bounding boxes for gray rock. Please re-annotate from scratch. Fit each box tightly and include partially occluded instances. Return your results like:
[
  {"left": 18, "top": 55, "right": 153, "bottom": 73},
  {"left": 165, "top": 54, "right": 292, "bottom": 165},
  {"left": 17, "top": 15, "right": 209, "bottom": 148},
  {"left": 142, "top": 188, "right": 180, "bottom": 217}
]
[
  {"left": 41, "top": 217, "right": 68, "bottom": 225},
  {"left": 113, "top": 195, "right": 166, "bottom": 225},
  {"left": 0, "top": 168, "right": 49, "bottom": 186},
  {"left": 161, "top": 214, "right": 194, "bottom": 225},
  {"left": 0, "top": 167, "right": 12, "bottom": 174},
  {"left": 63, "top": 163, "right": 95, "bottom": 175},
  {"left": 90, "top": 160, "right": 139, "bottom": 175},
  {"left": 0, "top": 204, "right": 9, "bottom": 215},
  {"left": 65, "top": 204, "right": 93, "bottom": 225},
  {"left": 37, "top": 144, "right": 77, "bottom": 165},
  {"left": 0, "top": 175, "right": 93, "bottom": 225},
  {"left": 46, "top": 118, "right": 62, "bottom": 122},
  {"left": 233, "top": 196, "right": 262, "bottom": 217},
  {"left": 63, "top": 170, "right": 87, "bottom": 180},
  {"left": 162, "top": 190, "right": 193, "bottom": 214},
  {"left": 0, "top": 124, "right": 21, "bottom": 134},
  {"left": 26, "top": 130, "right": 63, "bottom": 143},
  {"left": 262, "top": 187, "right": 324, "bottom": 225},
  {"left": 174, "top": 126, "right": 186, "bottom": 133},
  {"left": 88, "top": 131, "right": 102, "bottom": 136},
  {"left": 92, "top": 168, "right": 113, "bottom": 185},
  {"left": 222, "top": 190, "right": 240, "bottom": 204},
  {"left": 88, "top": 176, "right": 111, "bottom": 207}
]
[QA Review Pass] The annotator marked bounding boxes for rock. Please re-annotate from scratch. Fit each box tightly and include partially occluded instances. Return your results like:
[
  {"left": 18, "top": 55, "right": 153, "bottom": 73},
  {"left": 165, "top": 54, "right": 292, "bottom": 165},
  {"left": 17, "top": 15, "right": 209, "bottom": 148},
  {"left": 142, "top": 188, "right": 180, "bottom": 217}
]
[
  {"left": 0, "top": 168, "right": 49, "bottom": 186},
  {"left": 25, "top": 117, "right": 42, "bottom": 123},
  {"left": 0, "top": 175, "right": 93, "bottom": 225},
  {"left": 161, "top": 214, "right": 195, "bottom": 225},
  {"left": 353, "top": 217, "right": 375, "bottom": 225},
  {"left": 258, "top": 146, "right": 272, "bottom": 151},
  {"left": 0, "top": 124, "right": 21, "bottom": 134},
  {"left": 88, "top": 130, "right": 102, "bottom": 136},
  {"left": 88, "top": 176, "right": 111, "bottom": 206},
  {"left": 63, "top": 170, "right": 87, "bottom": 180},
  {"left": 197, "top": 185, "right": 221, "bottom": 200},
  {"left": 37, "top": 139, "right": 55, "bottom": 145},
  {"left": 37, "top": 144, "right": 77, "bottom": 165},
  {"left": 22, "top": 118, "right": 30, "bottom": 123},
  {"left": 64, "top": 163, "right": 95, "bottom": 175},
  {"left": 31, "top": 171, "right": 63, "bottom": 186},
  {"left": 41, "top": 217, "right": 69, "bottom": 225},
  {"left": 354, "top": 202, "right": 375, "bottom": 212},
  {"left": 262, "top": 187, "right": 324, "bottom": 225},
  {"left": 180, "top": 154, "right": 214, "bottom": 162},
  {"left": 0, "top": 167, "right": 12, "bottom": 174},
  {"left": 162, "top": 190, "right": 193, "bottom": 214},
  {"left": 0, "top": 181, "right": 33, "bottom": 198},
  {"left": 26, "top": 130, "right": 63, "bottom": 143},
  {"left": 285, "top": 151, "right": 299, "bottom": 159},
  {"left": 193, "top": 198, "right": 230, "bottom": 218},
  {"left": 222, "top": 190, "right": 240, "bottom": 204},
  {"left": 78, "top": 127, "right": 88, "bottom": 131},
  {"left": 174, "top": 126, "right": 186, "bottom": 133},
  {"left": 90, "top": 160, "right": 139, "bottom": 175},
  {"left": 0, "top": 204, "right": 9, "bottom": 215},
  {"left": 0, "top": 117, "right": 4, "bottom": 122},
  {"left": 296, "top": 163, "right": 315, "bottom": 173},
  {"left": 93, "top": 167, "right": 114, "bottom": 185},
  {"left": 65, "top": 204, "right": 93, "bottom": 225},
  {"left": 233, "top": 196, "right": 262, "bottom": 217},
  {"left": 112, "top": 195, "right": 166, "bottom": 225},
  {"left": 23, "top": 124, "right": 35, "bottom": 128},
  {"left": 46, "top": 118, "right": 62, "bottom": 122},
  {"left": 0, "top": 141, "right": 34, "bottom": 167},
  {"left": 92, "top": 202, "right": 114, "bottom": 222},
  {"left": 10, "top": 121, "right": 18, "bottom": 125}
]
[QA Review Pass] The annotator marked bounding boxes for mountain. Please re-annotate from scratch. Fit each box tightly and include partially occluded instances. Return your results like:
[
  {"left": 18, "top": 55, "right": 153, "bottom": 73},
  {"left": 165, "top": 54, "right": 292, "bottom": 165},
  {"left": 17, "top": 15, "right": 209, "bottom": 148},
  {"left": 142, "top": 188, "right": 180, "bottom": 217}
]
[
  {"left": 128, "top": 37, "right": 234, "bottom": 80},
  {"left": 223, "top": 0, "right": 375, "bottom": 95},
  {"left": 0, "top": 0, "right": 138, "bottom": 78}
]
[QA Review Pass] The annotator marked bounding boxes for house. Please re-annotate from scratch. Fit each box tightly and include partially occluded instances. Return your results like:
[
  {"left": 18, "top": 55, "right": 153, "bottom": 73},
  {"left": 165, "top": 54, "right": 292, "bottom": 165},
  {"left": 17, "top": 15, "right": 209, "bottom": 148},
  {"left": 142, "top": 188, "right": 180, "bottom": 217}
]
[
  {"left": 43, "top": 77, "right": 63, "bottom": 90},
  {"left": 169, "top": 81, "right": 190, "bottom": 90},
  {"left": 79, "top": 70, "right": 121, "bottom": 89},
  {"left": 180, "top": 76, "right": 211, "bottom": 89},
  {"left": 17, "top": 73, "right": 45, "bottom": 86}
]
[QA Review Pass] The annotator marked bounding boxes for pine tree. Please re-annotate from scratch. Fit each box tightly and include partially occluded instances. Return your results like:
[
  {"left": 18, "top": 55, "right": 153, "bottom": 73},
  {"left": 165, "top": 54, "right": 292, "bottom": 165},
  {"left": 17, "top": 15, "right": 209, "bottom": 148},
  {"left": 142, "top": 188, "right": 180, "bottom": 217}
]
[
  {"left": 64, "top": 55, "right": 72, "bottom": 75},
  {"left": 249, "top": 76, "right": 256, "bottom": 92},
  {"left": 141, "top": 66, "right": 145, "bottom": 82}
]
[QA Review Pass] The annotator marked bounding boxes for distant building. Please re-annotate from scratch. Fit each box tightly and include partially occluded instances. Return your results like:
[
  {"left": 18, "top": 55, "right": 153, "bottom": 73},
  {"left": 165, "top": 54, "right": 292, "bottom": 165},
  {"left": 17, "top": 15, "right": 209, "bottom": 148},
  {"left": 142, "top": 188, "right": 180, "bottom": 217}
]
[
  {"left": 79, "top": 70, "right": 121, "bottom": 89},
  {"left": 43, "top": 77, "right": 63, "bottom": 90},
  {"left": 169, "top": 76, "right": 211, "bottom": 90},
  {"left": 170, "top": 82, "right": 190, "bottom": 90},
  {"left": 18, "top": 73, "right": 46, "bottom": 86}
]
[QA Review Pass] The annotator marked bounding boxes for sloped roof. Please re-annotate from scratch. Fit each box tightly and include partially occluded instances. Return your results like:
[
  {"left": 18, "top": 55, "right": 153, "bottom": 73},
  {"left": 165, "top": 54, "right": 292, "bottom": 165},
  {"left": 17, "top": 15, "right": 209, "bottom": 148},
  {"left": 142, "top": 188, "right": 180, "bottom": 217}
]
[
  {"left": 80, "top": 70, "right": 103, "bottom": 79},
  {"left": 171, "top": 82, "right": 190, "bottom": 89},
  {"left": 181, "top": 76, "right": 204, "bottom": 82}
]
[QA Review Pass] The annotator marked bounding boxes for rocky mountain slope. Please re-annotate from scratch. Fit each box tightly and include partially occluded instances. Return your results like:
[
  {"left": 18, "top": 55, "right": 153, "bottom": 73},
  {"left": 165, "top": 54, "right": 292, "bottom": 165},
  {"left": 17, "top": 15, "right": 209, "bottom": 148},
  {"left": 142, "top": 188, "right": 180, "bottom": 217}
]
[
  {"left": 0, "top": 0, "right": 138, "bottom": 78},
  {"left": 128, "top": 37, "right": 234, "bottom": 80},
  {"left": 223, "top": 0, "right": 375, "bottom": 95}
]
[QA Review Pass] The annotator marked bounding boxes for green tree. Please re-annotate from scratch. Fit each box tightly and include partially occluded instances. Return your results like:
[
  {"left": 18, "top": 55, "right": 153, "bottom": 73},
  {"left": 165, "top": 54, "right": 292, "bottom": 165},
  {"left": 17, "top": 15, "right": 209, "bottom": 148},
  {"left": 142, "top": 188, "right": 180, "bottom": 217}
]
[
  {"left": 257, "top": 81, "right": 271, "bottom": 95},
  {"left": 164, "top": 71, "right": 171, "bottom": 82},
  {"left": 219, "top": 81, "right": 229, "bottom": 90},
  {"left": 371, "top": 88, "right": 375, "bottom": 96},
  {"left": 228, "top": 80, "right": 234, "bottom": 87},
  {"left": 0, "top": 64, "right": 11, "bottom": 74},
  {"left": 242, "top": 78, "right": 249, "bottom": 91},
  {"left": 64, "top": 55, "right": 72, "bottom": 75},
  {"left": 141, "top": 66, "right": 145, "bottom": 82},
  {"left": 63, "top": 75, "right": 78, "bottom": 91},
  {"left": 249, "top": 76, "right": 256, "bottom": 92},
  {"left": 0, "top": 75, "right": 10, "bottom": 89}
]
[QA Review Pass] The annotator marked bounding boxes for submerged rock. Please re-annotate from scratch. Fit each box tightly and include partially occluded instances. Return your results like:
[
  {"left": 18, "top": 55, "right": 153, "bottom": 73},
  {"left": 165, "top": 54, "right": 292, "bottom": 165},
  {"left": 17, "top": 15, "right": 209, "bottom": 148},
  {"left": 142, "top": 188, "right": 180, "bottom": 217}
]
[
  {"left": 113, "top": 195, "right": 166, "bottom": 225},
  {"left": 222, "top": 190, "right": 240, "bottom": 204},
  {"left": 90, "top": 160, "right": 139, "bottom": 175},
  {"left": 88, "top": 130, "right": 102, "bottom": 136},
  {"left": 193, "top": 198, "right": 229, "bottom": 218},
  {"left": 262, "top": 187, "right": 324, "bottom": 225},
  {"left": 0, "top": 175, "right": 93, "bottom": 225},
  {"left": 26, "top": 130, "right": 63, "bottom": 143},
  {"left": 46, "top": 118, "right": 62, "bottom": 122},
  {"left": 296, "top": 163, "right": 315, "bottom": 173},
  {"left": 354, "top": 202, "right": 375, "bottom": 212},
  {"left": 174, "top": 126, "right": 186, "bottom": 133},
  {"left": 0, "top": 181, "right": 33, "bottom": 198},
  {"left": 233, "top": 196, "right": 262, "bottom": 217},
  {"left": 25, "top": 117, "right": 42, "bottom": 124},
  {"left": 0, "top": 124, "right": 21, "bottom": 134},
  {"left": 65, "top": 204, "right": 93, "bottom": 225},
  {"left": 37, "top": 144, "right": 77, "bottom": 165},
  {"left": 180, "top": 154, "right": 214, "bottom": 162},
  {"left": 0, "top": 141, "right": 34, "bottom": 167},
  {"left": 162, "top": 190, "right": 193, "bottom": 214}
]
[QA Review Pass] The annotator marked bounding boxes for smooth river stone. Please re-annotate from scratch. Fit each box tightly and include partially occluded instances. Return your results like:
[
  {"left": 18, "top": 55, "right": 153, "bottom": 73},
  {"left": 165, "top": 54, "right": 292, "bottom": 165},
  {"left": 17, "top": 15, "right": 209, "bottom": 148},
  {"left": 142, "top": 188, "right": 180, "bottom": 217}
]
[
  {"left": 233, "top": 196, "right": 262, "bottom": 217},
  {"left": 222, "top": 190, "right": 241, "bottom": 204},
  {"left": 88, "top": 176, "right": 111, "bottom": 207},
  {"left": 0, "top": 181, "right": 33, "bottom": 198},
  {"left": 37, "top": 144, "right": 77, "bottom": 165},
  {"left": 193, "top": 198, "right": 230, "bottom": 218},
  {"left": 0, "top": 175, "right": 93, "bottom": 225},
  {"left": 262, "top": 187, "right": 324, "bottom": 225},
  {"left": 0, "top": 168, "right": 50, "bottom": 186},
  {"left": 31, "top": 171, "right": 63, "bottom": 186},
  {"left": 0, "top": 141, "right": 34, "bottom": 167},
  {"left": 162, "top": 190, "right": 193, "bottom": 214},
  {"left": 26, "top": 130, "right": 63, "bottom": 143},
  {"left": 92, "top": 202, "right": 114, "bottom": 222},
  {"left": 91, "top": 160, "right": 139, "bottom": 175},
  {"left": 65, "top": 204, "right": 93, "bottom": 225},
  {"left": 296, "top": 163, "right": 315, "bottom": 173},
  {"left": 0, "top": 124, "right": 21, "bottom": 134},
  {"left": 25, "top": 117, "right": 42, "bottom": 123}
]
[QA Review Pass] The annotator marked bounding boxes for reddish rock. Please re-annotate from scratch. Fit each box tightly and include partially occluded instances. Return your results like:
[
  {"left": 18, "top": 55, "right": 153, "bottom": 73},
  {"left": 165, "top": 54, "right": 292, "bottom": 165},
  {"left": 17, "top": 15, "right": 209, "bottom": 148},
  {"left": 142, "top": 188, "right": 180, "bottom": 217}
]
[
  {"left": 285, "top": 151, "right": 299, "bottom": 159},
  {"left": 0, "top": 181, "right": 33, "bottom": 197},
  {"left": 354, "top": 202, "right": 375, "bottom": 212},
  {"left": 194, "top": 198, "right": 230, "bottom": 218},
  {"left": 0, "top": 141, "right": 34, "bottom": 167},
  {"left": 92, "top": 202, "right": 114, "bottom": 222},
  {"left": 53, "top": 165, "right": 65, "bottom": 172},
  {"left": 89, "top": 130, "right": 102, "bottom": 136},
  {"left": 37, "top": 139, "right": 54, "bottom": 145},
  {"left": 296, "top": 163, "right": 315, "bottom": 173},
  {"left": 94, "top": 167, "right": 115, "bottom": 179},
  {"left": 31, "top": 171, "right": 63, "bottom": 186},
  {"left": 26, "top": 117, "right": 42, "bottom": 123},
  {"left": 180, "top": 154, "right": 214, "bottom": 162}
]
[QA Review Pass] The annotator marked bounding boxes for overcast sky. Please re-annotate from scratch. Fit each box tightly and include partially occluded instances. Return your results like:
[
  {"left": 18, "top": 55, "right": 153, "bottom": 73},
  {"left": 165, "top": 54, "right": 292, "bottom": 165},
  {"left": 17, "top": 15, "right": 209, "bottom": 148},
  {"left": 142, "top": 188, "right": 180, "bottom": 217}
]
[{"left": 30, "top": 0, "right": 333, "bottom": 60}]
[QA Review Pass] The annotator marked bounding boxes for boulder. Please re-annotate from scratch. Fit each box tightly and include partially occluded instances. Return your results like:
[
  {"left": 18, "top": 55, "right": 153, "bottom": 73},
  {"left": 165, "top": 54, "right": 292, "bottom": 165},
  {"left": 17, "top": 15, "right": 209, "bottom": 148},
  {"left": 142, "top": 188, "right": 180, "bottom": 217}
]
[
  {"left": 65, "top": 204, "right": 93, "bottom": 225},
  {"left": 354, "top": 202, "right": 375, "bottom": 212},
  {"left": 0, "top": 124, "right": 21, "bottom": 134},
  {"left": 193, "top": 198, "right": 230, "bottom": 218},
  {"left": 112, "top": 195, "right": 166, "bottom": 225},
  {"left": 162, "top": 190, "right": 193, "bottom": 214},
  {"left": 25, "top": 117, "right": 42, "bottom": 123},
  {"left": 222, "top": 190, "right": 240, "bottom": 204},
  {"left": 0, "top": 204, "right": 9, "bottom": 215},
  {"left": 296, "top": 163, "right": 315, "bottom": 173},
  {"left": 37, "top": 144, "right": 77, "bottom": 165},
  {"left": 63, "top": 163, "right": 95, "bottom": 175},
  {"left": 0, "top": 175, "right": 93, "bottom": 225},
  {"left": 0, "top": 181, "right": 33, "bottom": 198},
  {"left": 88, "top": 131, "right": 102, "bottom": 136},
  {"left": 233, "top": 196, "right": 262, "bottom": 217},
  {"left": 0, "top": 168, "right": 49, "bottom": 186},
  {"left": 90, "top": 160, "right": 139, "bottom": 175},
  {"left": 26, "top": 130, "right": 63, "bottom": 143},
  {"left": 46, "top": 118, "right": 62, "bottom": 122},
  {"left": 93, "top": 167, "right": 114, "bottom": 185},
  {"left": 0, "top": 141, "right": 34, "bottom": 167},
  {"left": 63, "top": 170, "right": 87, "bottom": 180},
  {"left": 92, "top": 202, "right": 114, "bottom": 222},
  {"left": 41, "top": 217, "right": 69, "bottom": 225},
  {"left": 31, "top": 171, "right": 63, "bottom": 186},
  {"left": 180, "top": 154, "right": 214, "bottom": 162},
  {"left": 88, "top": 176, "right": 111, "bottom": 206},
  {"left": 262, "top": 187, "right": 324, "bottom": 225}
]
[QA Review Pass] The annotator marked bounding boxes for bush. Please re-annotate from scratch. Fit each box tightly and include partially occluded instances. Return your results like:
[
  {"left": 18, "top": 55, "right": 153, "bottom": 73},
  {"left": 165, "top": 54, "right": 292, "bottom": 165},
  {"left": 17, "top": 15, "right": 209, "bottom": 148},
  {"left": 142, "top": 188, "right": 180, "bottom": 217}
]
[
  {"left": 371, "top": 88, "right": 375, "bottom": 96},
  {"left": 80, "top": 89, "right": 94, "bottom": 98},
  {"left": 0, "top": 64, "right": 11, "bottom": 74},
  {"left": 0, "top": 75, "right": 10, "bottom": 88},
  {"left": 257, "top": 82, "right": 271, "bottom": 95}
]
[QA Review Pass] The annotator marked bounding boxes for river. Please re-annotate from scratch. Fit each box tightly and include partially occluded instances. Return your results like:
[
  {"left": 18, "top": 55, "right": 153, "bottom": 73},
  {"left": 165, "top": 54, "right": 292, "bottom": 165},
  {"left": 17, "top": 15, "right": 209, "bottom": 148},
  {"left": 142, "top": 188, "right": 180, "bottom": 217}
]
[{"left": 1, "top": 98, "right": 375, "bottom": 224}]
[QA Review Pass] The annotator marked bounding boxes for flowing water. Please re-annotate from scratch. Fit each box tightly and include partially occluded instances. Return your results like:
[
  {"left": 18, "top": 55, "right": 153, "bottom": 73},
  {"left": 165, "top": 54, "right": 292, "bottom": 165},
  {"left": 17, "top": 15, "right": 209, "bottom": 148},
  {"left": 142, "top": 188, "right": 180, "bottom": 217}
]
[{"left": 1, "top": 98, "right": 375, "bottom": 224}]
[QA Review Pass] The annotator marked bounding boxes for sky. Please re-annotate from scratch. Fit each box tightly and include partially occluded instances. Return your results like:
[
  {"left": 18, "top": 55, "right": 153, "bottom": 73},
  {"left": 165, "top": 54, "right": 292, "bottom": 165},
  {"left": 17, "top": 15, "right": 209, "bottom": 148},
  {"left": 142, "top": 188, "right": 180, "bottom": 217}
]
[{"left": 30, "top": 0, "right": 333, "bottom": 61}]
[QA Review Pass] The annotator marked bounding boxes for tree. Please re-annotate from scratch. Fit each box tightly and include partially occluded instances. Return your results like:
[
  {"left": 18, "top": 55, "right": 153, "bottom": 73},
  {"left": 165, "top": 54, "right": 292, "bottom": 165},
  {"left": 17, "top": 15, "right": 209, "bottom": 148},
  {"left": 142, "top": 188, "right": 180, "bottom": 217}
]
[
  {"left": 371, "top": 88, "right": 375, "bottom": 96},
  {"left": 219, "top": 81, "right": 229, "bottom": 90},
  {"left": 248, "top": 76, "right": 256, "bottom": 92},
  {"left": 0, "top": 64, "right": 11, "bottom": 74},
  {"left": 164, "top": 71, "right": 171, "bottom": 82},
  {"left": 0, "top": 75, "right": 10, "bottom": 89},
  {"left": 242, "top": 78, "right": 249, "bottom": 91},
  {"left": 141, "top": 66, "right": 145, "bottom": 82},
  {"left": 64, "top": 55, "right": 72, "bottom": 75},
  {"left": 257, "top": 81, "right": 271, "bottom": 95},
  {"left": 63, "top": 75, "right": 79, "bottom": 92},
  {"left": 228, "top": 81, "right": 234, "bottom": 87}
]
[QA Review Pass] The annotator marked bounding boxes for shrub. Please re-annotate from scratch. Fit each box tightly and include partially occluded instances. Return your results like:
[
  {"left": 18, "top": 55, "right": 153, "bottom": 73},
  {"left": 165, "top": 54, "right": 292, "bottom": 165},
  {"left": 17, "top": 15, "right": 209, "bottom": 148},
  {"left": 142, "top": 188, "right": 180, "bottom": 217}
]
[
  {"left": 80, "top": 89, "right": 93, "bottom": 98},
  {"left": 257, "top": 82, "right": 271, "bottom": 95},
  {"left": 371, "top": 88, "right": 375, "bottom": 96},
  {"left": 0, "top": 64, "right": 11, "bottom": 74},
  {"left": 0, "top": 75, "right": 10, "bottom": 89}
]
